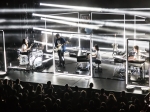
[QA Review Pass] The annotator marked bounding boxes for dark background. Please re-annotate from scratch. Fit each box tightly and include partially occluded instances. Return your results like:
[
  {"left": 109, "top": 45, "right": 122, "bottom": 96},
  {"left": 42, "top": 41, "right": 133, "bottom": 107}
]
[{"left": 0, "top": 0, "right": 150, "bottom": 48}]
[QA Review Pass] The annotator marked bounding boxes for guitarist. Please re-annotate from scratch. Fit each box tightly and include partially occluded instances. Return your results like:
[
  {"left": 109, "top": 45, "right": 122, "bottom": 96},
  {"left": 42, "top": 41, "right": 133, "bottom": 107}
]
[{"left": 55, "top": 34, "right": 66, "bottom": 68}]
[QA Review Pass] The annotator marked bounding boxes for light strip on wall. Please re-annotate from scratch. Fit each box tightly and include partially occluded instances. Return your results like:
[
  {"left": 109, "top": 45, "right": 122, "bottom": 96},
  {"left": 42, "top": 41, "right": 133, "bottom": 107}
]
[
  {"left": 42, "top": 31, "right": 145, "bottom": 43},
  {"left": 34, "top": 40, "right": 53, "bottom": 46},
  {"left": 33, "top": 13, "right": 149, "bottom": 32},
  {"left": 40, "top": 3, "right": 102, "bottom": 11},
  {"left": 98, "top": 19, "right": 145, "bottom": 21},
  {"left": 33, "top": 13, "right": 145, "bottom": 24},
  {"left": 41, "top": 18, "right": 100, "bottom": 29},
  {"left": 43, "top": 17, "right": 148, "bottom": 32},
  {"left": 33, "top": 13, "right": 90, "bottom": 23},
  {"left": 33, "top": 27, "right": 78, "bottom": 33},
  {"left": 40, "top": 3, "right": 150, "bottom": 11},
  {"left": 42, "top": 31, "right": 123, "bottom": 45},
  {"left": 40, "top": 3, "right": 150, "bottom": 18},
  {"left": 0, "top": 8, "right": 81, "bottom": 13},
  {"left": 1, "top": 8, "right": 150, "bottom": 14},
  {"left": 38, "top": 31, "right": 146, "bottom": 52}
]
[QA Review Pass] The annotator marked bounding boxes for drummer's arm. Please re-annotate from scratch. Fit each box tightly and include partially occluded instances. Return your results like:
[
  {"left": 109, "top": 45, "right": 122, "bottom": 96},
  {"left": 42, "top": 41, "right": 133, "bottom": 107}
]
[
  {"left": 23, "top": 47, "right": 30, "bottom": 52},
  {"left": 27, "top": 47, "right": 31, "bottom": 51},
  {"left": 27, "top": 43, "right": 34, "bottom": 50},
  {"left": 27, "top": 46, "right": 31, "bottom": 50}
]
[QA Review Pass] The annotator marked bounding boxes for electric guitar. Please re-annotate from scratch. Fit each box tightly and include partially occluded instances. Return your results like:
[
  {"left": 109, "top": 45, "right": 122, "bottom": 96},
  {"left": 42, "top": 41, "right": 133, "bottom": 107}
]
[{"left": 54, "top": 41, "right": 69, "bottom": 52}]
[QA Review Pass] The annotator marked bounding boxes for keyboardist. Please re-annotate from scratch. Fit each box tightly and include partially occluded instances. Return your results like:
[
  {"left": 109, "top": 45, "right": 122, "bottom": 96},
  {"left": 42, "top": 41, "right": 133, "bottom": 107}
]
[
  {"left": 128, "top": 45, "right": 145, "bottom": 78},
  {"left": 114, "top": 45, "right": 146, "bottom": 78},
  {"left": 88, "top": 44, "right": 101, "bottom": 61},
  {"left": 128, "top": 45, "right": 140, "bottom": 61},
  {"left": 86, "top": 44, "right": 101, "bottom": 68}
]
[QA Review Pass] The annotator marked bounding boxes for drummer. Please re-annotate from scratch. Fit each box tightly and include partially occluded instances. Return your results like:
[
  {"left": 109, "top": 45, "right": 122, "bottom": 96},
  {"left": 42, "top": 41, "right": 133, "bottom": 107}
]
[
  {"left": 18, "top": 38, "right": 32, "bottom": 60},
  {"left": 21, "top": 38, "right": 31, "bottom": 53}
]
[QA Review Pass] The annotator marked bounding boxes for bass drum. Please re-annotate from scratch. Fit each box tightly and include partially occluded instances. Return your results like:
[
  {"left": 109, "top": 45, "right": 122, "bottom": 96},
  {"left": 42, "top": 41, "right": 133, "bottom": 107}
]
[
  {"left": 34, "top": 56, "right": 42, "bottom": 68},
  {"left": 29, "top": 56, "right": 43, "bottom": 68},
  {"left": 29, "top": 50, "right": 43, "bottom": 69}
]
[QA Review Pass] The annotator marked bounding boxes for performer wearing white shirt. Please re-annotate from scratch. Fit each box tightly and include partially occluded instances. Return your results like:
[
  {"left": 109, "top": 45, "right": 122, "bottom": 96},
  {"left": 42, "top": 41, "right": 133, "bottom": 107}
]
[
  {"left": 88, "top": 44, "right": 101, "bottom": 62},
  {"left": 95, "top": 48, "right": 101, "bottom": 60},
  {"left": 86, "top": 44, "right": 101, "bottom": 71},
  {"left": 128, "top": 45, "right": 146, "bottom": 78},
  {"left": 18, "top": 38, "right": 32, "bottom": 64},
  {"left": 128, "top": 45, "right": 140, "bottom": 61},
  {"left": 21, "top": 39, "right": 31, "bottom": 52}
]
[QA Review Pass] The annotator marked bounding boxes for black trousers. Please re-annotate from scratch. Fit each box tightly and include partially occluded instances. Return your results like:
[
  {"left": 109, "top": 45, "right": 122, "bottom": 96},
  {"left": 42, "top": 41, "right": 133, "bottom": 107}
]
[
  {"left": 88, "top": 57, "right": 100, "bottom": 65},
  {"left": 58, "top": 50, "right": 65, "bottom": 66}
]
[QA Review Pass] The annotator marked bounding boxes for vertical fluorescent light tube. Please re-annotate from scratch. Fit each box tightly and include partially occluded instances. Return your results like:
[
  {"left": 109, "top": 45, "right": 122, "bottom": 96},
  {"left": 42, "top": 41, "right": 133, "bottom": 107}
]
[
  {"left": 126, "top": 39, "right": 128, "bottom": 85},
  {"left": 46, "top": 34, "right": 48, "bottom": 52},
  {"left": 90, "top": 34, "right": 93, "bottom": 78},
  {"left": 91, "top": 12, "right": 93, "bottom": 49},
  {"left": 3, "top": 31, "right": 7, "bottom": 72},
  {"left": 52, "top": 32, "right": 56, "bottom": 74},
  {"left": 134, "top": 15, "right": 136, "bottom": 45},
  {"left": 78, "top": 12, "right": 80, "bottom": 48},
  {"left": 44, "top": 19, "right": 47, "bottom": 52},
  {"left": 124, "top": 14, "right": 126, "bottom": 51},
  {"left": 149, "top": 41, "right": 150, "bottom": 87},
  {"left": 0, "top": 30, "right": 7, "bottom": 74}
]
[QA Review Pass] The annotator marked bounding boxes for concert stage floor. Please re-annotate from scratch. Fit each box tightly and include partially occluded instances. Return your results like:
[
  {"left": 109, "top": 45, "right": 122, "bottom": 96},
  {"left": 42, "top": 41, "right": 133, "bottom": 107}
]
[
  {"left": 2, "top": 70, "right": 126, "bottom": 93},
  {"left": 1, "top": 50, "right": 148, "bottom": 94}
]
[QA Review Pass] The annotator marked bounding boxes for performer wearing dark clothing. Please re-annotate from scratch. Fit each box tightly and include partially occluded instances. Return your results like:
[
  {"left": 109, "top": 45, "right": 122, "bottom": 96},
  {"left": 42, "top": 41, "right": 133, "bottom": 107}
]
[{"left": 55, "top": 34, "right": 66, "bottom": 68}]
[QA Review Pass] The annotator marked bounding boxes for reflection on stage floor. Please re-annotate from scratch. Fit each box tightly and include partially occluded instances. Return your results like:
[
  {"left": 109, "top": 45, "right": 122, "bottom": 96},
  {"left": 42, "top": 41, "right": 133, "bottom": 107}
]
[
  {"left": 7, "top": 51, "right": 127, "bottom": 80},
  {"left": 3, "top": 49, "right": 150, "bottom": 94}
]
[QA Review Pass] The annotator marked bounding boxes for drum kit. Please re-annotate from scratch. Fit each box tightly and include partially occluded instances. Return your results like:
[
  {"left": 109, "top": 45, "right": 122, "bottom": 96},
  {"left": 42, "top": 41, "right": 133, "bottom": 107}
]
[{"left": 19, "top": 49, "right": 43, "bottom": 69}]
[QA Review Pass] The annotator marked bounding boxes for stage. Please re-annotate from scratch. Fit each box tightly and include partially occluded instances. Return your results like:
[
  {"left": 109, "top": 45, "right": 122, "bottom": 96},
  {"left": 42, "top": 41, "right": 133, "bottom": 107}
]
[
  {"left": 1, "top": 49, "right": 149, "bottom": 94},
  {"left": 3, "top": 70, "right": 126, "bottom": 92}
]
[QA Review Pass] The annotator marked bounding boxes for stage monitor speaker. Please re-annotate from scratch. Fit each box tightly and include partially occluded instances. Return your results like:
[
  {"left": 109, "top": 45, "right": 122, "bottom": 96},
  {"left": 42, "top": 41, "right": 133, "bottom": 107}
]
[{"left": 126, "top": 85, "right": 135, "bottom": 92}]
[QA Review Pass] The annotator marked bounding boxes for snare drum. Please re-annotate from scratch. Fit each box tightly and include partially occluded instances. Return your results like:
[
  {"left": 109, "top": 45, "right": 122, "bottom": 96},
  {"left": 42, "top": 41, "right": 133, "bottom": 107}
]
[
  {"left": 19, "top": 55, "right": 28, "bottom": 65},
  {"left": 19, "top": 51, "right": 29, "bottom": 65}
]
